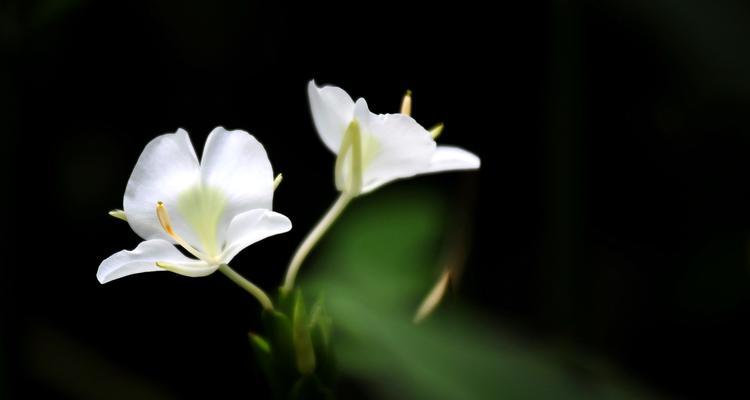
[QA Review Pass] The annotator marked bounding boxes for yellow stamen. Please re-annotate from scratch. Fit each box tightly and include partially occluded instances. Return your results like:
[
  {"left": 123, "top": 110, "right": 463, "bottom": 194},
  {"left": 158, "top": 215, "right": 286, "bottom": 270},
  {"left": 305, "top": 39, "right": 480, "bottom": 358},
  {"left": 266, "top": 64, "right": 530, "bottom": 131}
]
[
  {"left": 429, "top": 123, "right": 444, "bottom": 139},
  {"left": 273, "top": 173, "right": 283, "bottom": 190},
  {"left": 156, "top": 201, "right": 175, "bottom": 235},
  {"left": 400, "top": 89, "right": 412, "bottom": 116}
]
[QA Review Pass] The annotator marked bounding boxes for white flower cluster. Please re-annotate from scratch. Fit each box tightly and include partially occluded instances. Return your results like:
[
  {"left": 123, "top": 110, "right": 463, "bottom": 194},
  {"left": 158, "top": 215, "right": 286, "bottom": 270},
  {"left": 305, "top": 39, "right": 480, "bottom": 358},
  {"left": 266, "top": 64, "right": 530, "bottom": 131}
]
[{"left": 98, "top": 81, "right": 480, "bottom": 308}]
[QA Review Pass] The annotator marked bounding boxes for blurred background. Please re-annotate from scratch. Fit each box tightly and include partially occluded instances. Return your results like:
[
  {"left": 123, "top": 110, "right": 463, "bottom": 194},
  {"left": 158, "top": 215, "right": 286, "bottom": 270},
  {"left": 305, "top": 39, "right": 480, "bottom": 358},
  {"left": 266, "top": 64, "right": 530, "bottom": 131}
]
[{"left": 3, "top": 0, "right": 750, "bottom": 398}]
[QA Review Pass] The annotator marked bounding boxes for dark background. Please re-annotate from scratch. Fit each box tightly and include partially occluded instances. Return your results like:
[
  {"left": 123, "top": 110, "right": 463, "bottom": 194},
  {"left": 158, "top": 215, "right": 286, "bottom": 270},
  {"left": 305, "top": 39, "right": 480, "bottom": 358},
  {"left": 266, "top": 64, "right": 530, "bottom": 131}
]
[{"left": 3, "top": 0, "right": 750, "bottom": 398}]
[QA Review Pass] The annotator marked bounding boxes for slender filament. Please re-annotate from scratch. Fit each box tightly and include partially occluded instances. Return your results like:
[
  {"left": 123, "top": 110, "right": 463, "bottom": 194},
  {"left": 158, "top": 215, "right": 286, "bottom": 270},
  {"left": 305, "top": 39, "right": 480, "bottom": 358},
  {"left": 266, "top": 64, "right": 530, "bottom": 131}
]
[{"left": 156, "top": 201, "right": 216, "bottom": 264}]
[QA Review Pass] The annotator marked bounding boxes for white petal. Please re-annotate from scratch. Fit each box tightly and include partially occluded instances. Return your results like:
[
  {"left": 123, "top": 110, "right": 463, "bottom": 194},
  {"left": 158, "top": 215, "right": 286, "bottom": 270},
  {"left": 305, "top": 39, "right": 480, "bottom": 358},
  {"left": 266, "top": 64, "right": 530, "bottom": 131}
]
[
  {"left": 201, "top": 127, "right": 274, "bottom": 210},
  {"left": 308, "top": 80, "right": 355, "bottom": 153},
  {"left": 354, "top": 99, "right": 436, "bottom": 194},
  {"left": 97, "top": 239, "right": 213, "bottom": 284},
  {"left": 352, "top": 97, "right": 371, "bottom": 127},
  {"left": 199, "top": 127, "right": 275, "bottom": 247},
  {"left": 425, "top": 146, "right": 481, "bottom": 173},
  {"left": 123, "top": 129, "right": 201, "bottom": 245},
  {"left": 221, "top": 209, "right": 292, "bottom": 262}
]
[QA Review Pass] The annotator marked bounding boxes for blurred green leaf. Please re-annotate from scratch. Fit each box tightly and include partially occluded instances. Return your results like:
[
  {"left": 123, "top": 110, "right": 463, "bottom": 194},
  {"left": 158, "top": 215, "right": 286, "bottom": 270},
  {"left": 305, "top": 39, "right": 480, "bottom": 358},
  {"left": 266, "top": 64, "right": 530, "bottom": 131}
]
[{"left": 306, "top": 187, "right": 654, "bottom": 400}]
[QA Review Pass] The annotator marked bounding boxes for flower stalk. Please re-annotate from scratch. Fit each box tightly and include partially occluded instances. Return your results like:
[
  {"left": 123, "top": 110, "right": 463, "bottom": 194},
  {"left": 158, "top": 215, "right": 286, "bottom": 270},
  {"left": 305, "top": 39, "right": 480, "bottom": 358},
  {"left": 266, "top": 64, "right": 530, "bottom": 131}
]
[
  {"left": 282, "top": 192, "right": 352, "bottom": 293},
  {"left": 218, "top": 264, "right": 274, "bottom": 310}
]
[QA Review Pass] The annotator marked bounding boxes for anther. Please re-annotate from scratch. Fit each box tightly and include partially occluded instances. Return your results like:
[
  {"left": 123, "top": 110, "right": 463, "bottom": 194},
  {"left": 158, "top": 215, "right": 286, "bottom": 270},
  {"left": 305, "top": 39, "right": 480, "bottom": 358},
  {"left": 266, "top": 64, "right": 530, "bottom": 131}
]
[
  {"left": 429, "top": 123, "right": 444, "bottom": 139},
  {"left": 273, "top": 173, "right": 283, "bottom": 190},
  {"left": 156, "top": 201, "right": 175, "bottom": 236},
  {"left": 400, "top": 89, "right": 412, "bottom": 116}
]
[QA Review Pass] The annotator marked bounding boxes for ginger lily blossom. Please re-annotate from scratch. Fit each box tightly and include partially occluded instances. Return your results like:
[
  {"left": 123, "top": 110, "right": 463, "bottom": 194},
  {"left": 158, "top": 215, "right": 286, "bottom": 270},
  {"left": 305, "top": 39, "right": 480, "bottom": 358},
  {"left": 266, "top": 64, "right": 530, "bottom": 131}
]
[
  {"left": 307, "top": 80, "right": 480, "bottom": 196},
  {"left": 98, "top": 127, "right": 291, "bottom": 309},
  {"left": 281, "top": 81, "right": 480, "bottom": 292}
]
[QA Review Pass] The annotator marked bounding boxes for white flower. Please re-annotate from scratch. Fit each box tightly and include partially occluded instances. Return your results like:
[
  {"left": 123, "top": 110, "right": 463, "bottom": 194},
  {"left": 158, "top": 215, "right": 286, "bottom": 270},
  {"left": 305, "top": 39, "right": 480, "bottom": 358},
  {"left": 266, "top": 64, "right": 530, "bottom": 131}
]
[
  {"left": 97, "top": 127, "right": 292, "bottom": 284},
  {"left": 307, "top": 80, "right": 480, "bottom": 196},
  {"left": 280, "top": 82, "right": 480, "bottom": 292}
]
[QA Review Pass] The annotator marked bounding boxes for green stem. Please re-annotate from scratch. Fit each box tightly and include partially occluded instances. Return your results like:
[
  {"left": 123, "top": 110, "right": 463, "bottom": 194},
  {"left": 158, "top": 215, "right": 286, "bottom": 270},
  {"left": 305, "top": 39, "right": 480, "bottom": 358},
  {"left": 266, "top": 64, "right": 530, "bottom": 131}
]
[
  {"left": 218, "top": 264, "right": 274, "bottom": 310},
  {"left": 281, "top": 192, "right": 353, "bottom": 293}
]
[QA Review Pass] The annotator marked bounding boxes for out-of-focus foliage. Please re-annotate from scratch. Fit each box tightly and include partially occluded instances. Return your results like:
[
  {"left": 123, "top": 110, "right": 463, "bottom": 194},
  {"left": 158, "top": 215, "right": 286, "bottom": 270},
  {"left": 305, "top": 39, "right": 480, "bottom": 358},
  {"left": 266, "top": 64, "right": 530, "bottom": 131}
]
[
  {"left": 307, "top": 187, "right": 653, "bottom": 400},
  {"left": 250, "top": 291, "right": 336, "bottom": 400}
]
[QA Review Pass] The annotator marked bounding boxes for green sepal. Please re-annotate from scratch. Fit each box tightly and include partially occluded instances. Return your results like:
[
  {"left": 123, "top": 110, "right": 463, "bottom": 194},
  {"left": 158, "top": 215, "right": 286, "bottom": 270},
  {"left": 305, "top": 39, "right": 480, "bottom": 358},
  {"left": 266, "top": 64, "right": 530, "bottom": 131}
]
[
  {"left": 254, "top": 291, "right": 338, "bottom": 398},
  {"left": 308, "top": 296, "right": 336, "bottom": 385},
  {"left": 308, "top": 296, "right": 332, "bottom": 349},
  {"left": 248, "top": 332, "right": 282, "bottom": 396},
  {"left": 310, "top": 321, "right": 336, "bottom": 386},
  {"left": 293, "top": 290, "right": 316, "bottom": 375},
  {"left": 261, "top": 309, "right": 296, "bottom": 378},
  {"left": 249, "top": 332, "right": 271, "bottom": 354},
  {"left": 108, "top": 209, "right": 127, "bottom": 221}
]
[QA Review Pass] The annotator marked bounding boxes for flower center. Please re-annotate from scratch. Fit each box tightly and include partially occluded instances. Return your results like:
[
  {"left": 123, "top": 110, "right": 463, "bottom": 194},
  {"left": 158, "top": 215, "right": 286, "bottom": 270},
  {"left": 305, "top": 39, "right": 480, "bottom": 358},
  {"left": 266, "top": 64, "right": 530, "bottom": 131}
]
[
  {"left": 176, "top": 185, "right": 226, "bottom": 258},
  {"left": 360, "top": 131, "right": 380, "bottom": 169}
]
